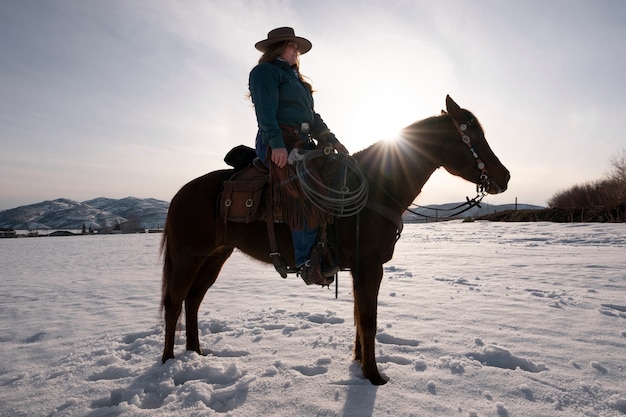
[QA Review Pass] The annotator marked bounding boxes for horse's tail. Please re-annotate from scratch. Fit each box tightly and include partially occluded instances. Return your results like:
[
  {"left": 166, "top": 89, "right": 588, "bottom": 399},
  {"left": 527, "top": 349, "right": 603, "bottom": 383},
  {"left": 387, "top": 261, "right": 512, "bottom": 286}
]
[{"left": 159, "top": 221, "right": 171, "bottom": 317}]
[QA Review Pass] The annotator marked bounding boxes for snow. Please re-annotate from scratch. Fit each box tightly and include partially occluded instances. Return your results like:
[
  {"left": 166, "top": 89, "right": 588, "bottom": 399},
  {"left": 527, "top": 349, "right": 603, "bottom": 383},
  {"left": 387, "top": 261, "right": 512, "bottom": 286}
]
[{"left": 1, "top": 221, "right": 625, "bottom": 417}]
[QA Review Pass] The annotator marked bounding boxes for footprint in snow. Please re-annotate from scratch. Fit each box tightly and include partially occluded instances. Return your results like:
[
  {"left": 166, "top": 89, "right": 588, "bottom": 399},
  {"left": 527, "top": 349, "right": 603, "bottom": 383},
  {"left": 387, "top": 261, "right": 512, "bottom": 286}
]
[
  {"left": 292, "top": 358, "right": 332, "bottom": 377},
  {"left": 525, "top": 288, "right": 563, "bottom": 299},
  {"left": 88, "top": 366, "right": 132, "bottom": 381},
  {"left": 376, "top": 355, "right": 412, "bottom": 365},
  {"left": 427, "top": 380, "right": 436, "bottom": 394},
  {"left": 601, "top": 303, "right": 626, "bottom": 312},
  {"left": 414, "top": 359, "right": 427, "bottom": 372},
  {"left": 305, "top": 312, "right": 345, "bottom": 325},
  {"left": 207, "top": 348, "right": 250, "bottom": 358},
  {"left": 438, "top": 357, "right": 465, "bottom": 375},
  {"left": 91, "top": 356, "right": 253, "bottom": 414},
  {"left": 466, "top": 345, "right": 545, "bottom": 373},
  {"left": 292, "top": 365, "right": 328, "bottom": 377},
  {"left": 600, "top": 304, "right": 626, "bottom": 319},
  {"left": 376, "top": 332, "right": 419, "bottom": 347},
  {"left": 496, "top": 402, "right": 510, "bottom": 417},
  {"left": 122, "top": 330, "right": 158, "bottom": 344},
  {"left": 519, "top": 384, "right": 534, "bottom": 401},
  {"left": 590, "top": 361, "right": 608, "bottom": 374},
  {"left": 385, "top": 265, "right": 413, "bottom": 279},
  {"left": 206, "top": 319, "right": 234, "bottom": 333}
]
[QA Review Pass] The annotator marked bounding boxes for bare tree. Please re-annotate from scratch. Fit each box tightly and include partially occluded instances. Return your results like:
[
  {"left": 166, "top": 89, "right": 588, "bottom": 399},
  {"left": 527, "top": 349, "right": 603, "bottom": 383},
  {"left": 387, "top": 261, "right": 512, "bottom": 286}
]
[
  {"left": 547, "top": 149, "right": 626, "bottom": 221},
  {"left": 608, "top": 148, "right": 626, "bottom": 183},
  {"left": 121, "top": 214, "right": 143, "bottom": 233}
]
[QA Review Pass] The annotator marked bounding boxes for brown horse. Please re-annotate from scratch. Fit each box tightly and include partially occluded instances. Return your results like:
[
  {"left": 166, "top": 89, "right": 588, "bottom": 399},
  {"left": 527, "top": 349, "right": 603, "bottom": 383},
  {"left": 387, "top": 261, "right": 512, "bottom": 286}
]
[{"left": 160, "top": 95, "right": 510, "bottom": 385}]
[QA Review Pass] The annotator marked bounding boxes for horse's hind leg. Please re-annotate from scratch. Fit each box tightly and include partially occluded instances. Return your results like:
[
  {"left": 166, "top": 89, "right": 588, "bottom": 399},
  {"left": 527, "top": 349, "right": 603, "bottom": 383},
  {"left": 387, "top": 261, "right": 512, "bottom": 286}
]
[
  {"left": 185, "top": 247, "right": 234, "bottom": 355},
  {"left": 162, "top": 252, "right": 203, "bottom": 363}
]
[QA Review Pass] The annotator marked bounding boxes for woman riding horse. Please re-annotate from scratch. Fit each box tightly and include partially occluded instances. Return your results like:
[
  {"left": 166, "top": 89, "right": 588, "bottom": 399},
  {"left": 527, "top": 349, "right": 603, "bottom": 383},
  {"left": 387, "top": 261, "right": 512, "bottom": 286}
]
[{"left": 249, "top": 27, "right": 349, "bottom": 286}]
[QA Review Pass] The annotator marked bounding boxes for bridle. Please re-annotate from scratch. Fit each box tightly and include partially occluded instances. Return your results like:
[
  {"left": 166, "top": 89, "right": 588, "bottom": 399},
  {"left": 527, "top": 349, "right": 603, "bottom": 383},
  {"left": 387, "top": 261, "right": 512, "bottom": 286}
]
[
  {"left": 449, "top": 115, "right": 491, "bottom": 195},
  {"left": 404, "top": 113, "right": 492, "bottom": 221}
]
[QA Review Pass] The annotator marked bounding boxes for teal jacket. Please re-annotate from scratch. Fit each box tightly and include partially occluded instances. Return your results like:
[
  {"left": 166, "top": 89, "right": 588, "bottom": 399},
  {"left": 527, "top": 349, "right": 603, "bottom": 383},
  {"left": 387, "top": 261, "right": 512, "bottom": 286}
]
[{"left": 249, "top": 59, "right": 336, "bottom": 150}]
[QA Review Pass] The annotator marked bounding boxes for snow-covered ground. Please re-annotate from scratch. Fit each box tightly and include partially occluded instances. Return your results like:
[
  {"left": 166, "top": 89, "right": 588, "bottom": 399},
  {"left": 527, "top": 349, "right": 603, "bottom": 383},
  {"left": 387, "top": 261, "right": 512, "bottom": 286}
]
[{"left": 1, "top": 222, "right": 625, "bottom": 417}]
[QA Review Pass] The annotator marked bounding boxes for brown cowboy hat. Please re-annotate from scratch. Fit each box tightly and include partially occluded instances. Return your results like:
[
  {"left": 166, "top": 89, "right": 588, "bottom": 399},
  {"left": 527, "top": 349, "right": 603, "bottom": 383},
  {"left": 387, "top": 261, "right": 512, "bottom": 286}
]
[{"left": 254, "top": 27, "right": 312, "bottom": 54}]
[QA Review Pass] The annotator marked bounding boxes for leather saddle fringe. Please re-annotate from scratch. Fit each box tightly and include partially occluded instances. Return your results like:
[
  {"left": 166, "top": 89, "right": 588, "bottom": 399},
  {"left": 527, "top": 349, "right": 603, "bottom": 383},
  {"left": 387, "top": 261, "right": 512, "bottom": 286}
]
[{"left": 270, "top": 160, "right": 333, "bottom": 231}]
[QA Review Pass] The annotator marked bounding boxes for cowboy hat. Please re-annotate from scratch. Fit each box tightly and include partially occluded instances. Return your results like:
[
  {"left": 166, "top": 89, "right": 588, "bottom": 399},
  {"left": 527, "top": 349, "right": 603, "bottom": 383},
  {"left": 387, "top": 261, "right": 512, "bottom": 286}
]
[{"left": 254, "top": 27, "right": 312, "bottom": 54}]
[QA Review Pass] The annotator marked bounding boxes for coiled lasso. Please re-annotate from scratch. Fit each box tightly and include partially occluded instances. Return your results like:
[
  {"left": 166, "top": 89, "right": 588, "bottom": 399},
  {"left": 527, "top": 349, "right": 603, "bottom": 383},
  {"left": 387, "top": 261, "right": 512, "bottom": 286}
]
[{"left": 294, "top": 149, "right": 369, "bottom": 218}]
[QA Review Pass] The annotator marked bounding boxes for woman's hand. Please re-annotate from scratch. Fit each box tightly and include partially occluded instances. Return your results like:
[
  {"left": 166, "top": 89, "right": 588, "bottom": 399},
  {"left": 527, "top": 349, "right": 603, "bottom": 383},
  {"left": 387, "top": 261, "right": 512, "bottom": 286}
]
[{"left": 271, "top": 148, "right": 288, "bottom": 168}]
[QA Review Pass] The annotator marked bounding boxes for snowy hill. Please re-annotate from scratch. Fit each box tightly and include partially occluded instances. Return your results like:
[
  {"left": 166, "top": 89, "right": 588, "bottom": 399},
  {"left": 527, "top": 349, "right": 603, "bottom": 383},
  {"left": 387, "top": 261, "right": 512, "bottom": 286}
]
[
  {"left": 84, "top": 197, "right": 169, "bottom": 230},
  {"left": 0, "top": 197, "right": 169, "bottom": 230},
  {"left": 0, "top": 198, "right": 542, "bottom": 230}
]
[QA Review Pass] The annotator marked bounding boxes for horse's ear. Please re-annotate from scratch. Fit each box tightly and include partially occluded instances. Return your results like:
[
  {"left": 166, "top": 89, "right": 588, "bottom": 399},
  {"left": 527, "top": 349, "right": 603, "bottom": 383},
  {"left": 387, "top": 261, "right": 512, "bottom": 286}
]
[{"left": 445, "top": 95, "right": 461, "bottom": 115}]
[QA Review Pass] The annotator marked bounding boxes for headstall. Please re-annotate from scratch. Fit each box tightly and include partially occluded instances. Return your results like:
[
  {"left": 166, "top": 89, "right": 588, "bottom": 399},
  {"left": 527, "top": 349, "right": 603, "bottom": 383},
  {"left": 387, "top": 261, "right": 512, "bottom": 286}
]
[{"left": 450, "top": 116, "right": 491, "bottom": 194}]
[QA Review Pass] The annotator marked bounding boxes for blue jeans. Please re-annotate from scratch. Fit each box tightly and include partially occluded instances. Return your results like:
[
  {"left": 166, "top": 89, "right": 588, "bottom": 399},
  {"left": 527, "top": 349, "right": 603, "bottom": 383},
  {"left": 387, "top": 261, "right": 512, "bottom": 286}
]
[
  {"left": 255, "top": 130, "right": 318, "bottom": 267},
  {"left": 292, "top": 227, "right": 318, "bottom": 267}
]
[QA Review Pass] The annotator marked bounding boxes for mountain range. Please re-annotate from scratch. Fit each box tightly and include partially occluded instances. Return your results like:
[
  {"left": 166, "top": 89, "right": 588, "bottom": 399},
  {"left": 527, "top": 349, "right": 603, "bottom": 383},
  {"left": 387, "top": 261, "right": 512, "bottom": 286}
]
[
  {"left": 0, "top": 197, "right": 543, "bottom": 231},
  {"left": 0, "top": 197, "right": 169, "bottom": 230},
  {"left": 402, "top": 202, "right": 544, "bottom": 222}
]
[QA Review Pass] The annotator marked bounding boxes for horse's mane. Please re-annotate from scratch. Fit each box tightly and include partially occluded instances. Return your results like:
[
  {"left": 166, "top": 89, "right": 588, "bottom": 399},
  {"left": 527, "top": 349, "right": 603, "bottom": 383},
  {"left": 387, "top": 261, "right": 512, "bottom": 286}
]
[
  {"left": 349, "top": 108, "right": 483, "bottom": 206},
  {"left": 353, "top": 108, "right": 482, "bottom": 163},
  {"left": 353, "top": 114, "right": 445, "bottom": 163}
]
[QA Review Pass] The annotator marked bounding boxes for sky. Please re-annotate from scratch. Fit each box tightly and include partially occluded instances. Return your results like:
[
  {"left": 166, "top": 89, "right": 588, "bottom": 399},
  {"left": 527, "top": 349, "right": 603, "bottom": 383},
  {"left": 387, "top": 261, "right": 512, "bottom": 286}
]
[{"left": 1, "top": 0, "right": 625, "bottom": 211}]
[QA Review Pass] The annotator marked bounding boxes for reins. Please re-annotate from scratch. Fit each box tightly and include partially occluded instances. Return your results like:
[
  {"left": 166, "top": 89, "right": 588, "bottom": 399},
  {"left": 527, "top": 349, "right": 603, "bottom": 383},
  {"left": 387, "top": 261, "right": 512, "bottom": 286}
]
[{"left": 404, "top": 193, "right": 487, "bottom": 221}]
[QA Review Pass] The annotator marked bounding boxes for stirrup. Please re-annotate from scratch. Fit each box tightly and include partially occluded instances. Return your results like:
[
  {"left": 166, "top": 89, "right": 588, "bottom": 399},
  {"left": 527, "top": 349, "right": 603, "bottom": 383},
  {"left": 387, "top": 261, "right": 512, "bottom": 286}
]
[
  {"left": 269, "top": 252, "right": 288, "bottom": 278},
  {"left": 322, "top": 264, "right": 340, "bottom": 278},
  {"left": 298, "top": 260, "right": 334, "bottom": 286}
]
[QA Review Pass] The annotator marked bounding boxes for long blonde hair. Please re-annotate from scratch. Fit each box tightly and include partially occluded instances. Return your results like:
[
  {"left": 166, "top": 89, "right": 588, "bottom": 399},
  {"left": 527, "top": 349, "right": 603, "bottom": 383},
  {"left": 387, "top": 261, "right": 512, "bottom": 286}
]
[{"left": 257, "top": 41, "right": 314, "bottom": 93}]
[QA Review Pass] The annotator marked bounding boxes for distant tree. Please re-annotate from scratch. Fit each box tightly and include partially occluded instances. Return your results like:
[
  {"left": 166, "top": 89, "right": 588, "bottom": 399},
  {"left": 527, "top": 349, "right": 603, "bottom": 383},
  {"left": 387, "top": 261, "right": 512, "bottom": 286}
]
[
  {"left": 608, "top": 148, "right": 626, "bottom": 183},
  {"left": 121, "top": 214, "right": 143, "bottom": 233},
  {"left": 98, "top": 218, "right": 110, "bottom": 234},
  {"left": 547, "top": 149, "right": 626, "bottom": 222},
  {"left": 607, "top": 149, "right": 626, "bottom": 210}
]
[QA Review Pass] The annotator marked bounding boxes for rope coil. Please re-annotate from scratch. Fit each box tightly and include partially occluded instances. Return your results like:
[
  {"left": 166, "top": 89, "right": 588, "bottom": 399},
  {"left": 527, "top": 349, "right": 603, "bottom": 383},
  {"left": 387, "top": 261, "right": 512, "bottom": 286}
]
[{"left": 295, "top": 150, "right": 369, "bottom": 218}]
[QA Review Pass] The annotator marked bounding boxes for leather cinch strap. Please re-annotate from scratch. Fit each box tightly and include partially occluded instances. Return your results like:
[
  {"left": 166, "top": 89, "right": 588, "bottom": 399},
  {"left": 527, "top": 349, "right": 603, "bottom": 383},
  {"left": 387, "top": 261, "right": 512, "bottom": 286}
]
[
  {"left": 265, "top": 184, "right": 288, "bottom": 278},
  {"left": 365, "top": 201, "right": 404, "bottom": 240}
]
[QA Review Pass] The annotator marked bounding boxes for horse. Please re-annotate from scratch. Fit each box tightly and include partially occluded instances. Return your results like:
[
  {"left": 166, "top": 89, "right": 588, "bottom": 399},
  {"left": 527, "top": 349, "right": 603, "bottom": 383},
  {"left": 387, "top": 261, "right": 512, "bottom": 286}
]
[{"left": 160, "top": 95, "right": 510, "bottom": 385}]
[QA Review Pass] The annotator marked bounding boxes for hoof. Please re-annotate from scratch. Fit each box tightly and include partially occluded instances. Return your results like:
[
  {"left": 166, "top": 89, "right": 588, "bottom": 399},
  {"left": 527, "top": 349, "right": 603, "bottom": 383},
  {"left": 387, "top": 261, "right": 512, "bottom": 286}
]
[
  {"left": 161, "top": 354, "right": 174, "bottom": 364},
  {"left": 363, "top": 367, "right": 388, "bottom": 385},
  {"left": 186, "top": 347, "right": 206, "bottom": 357},
  {"left": 369, "top": 375, "right": 389, "bottom": 385}
]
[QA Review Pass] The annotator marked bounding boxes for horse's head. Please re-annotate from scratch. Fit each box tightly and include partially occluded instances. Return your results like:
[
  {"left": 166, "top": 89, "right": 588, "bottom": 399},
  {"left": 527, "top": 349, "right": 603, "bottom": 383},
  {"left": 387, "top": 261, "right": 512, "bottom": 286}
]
[{"left": 440, "top": 95, "right": 510, "bottom": 194}]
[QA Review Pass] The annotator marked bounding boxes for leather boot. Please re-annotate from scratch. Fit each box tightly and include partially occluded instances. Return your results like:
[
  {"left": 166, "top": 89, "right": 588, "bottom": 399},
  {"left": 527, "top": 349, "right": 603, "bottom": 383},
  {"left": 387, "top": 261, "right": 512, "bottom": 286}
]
[{"left": 298, "top": 248, "right": 334, "bottom": 286}]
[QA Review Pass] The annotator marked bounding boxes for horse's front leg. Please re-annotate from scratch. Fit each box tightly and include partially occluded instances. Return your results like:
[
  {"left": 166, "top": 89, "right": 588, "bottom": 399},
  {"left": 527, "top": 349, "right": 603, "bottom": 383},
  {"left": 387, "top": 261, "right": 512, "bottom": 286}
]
[
  {"left": 352, "top": 256, "right": 387, "bottom": 385},
  {"left": 353, "top": 329, "right": 362, "bottom": 362}
]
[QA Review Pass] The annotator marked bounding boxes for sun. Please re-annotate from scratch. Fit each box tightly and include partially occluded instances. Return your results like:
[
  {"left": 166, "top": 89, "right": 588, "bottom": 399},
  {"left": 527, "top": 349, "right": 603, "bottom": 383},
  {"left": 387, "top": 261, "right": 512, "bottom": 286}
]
[{"left": 332, "top": 88, "right": 423, "bottom": 153}]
